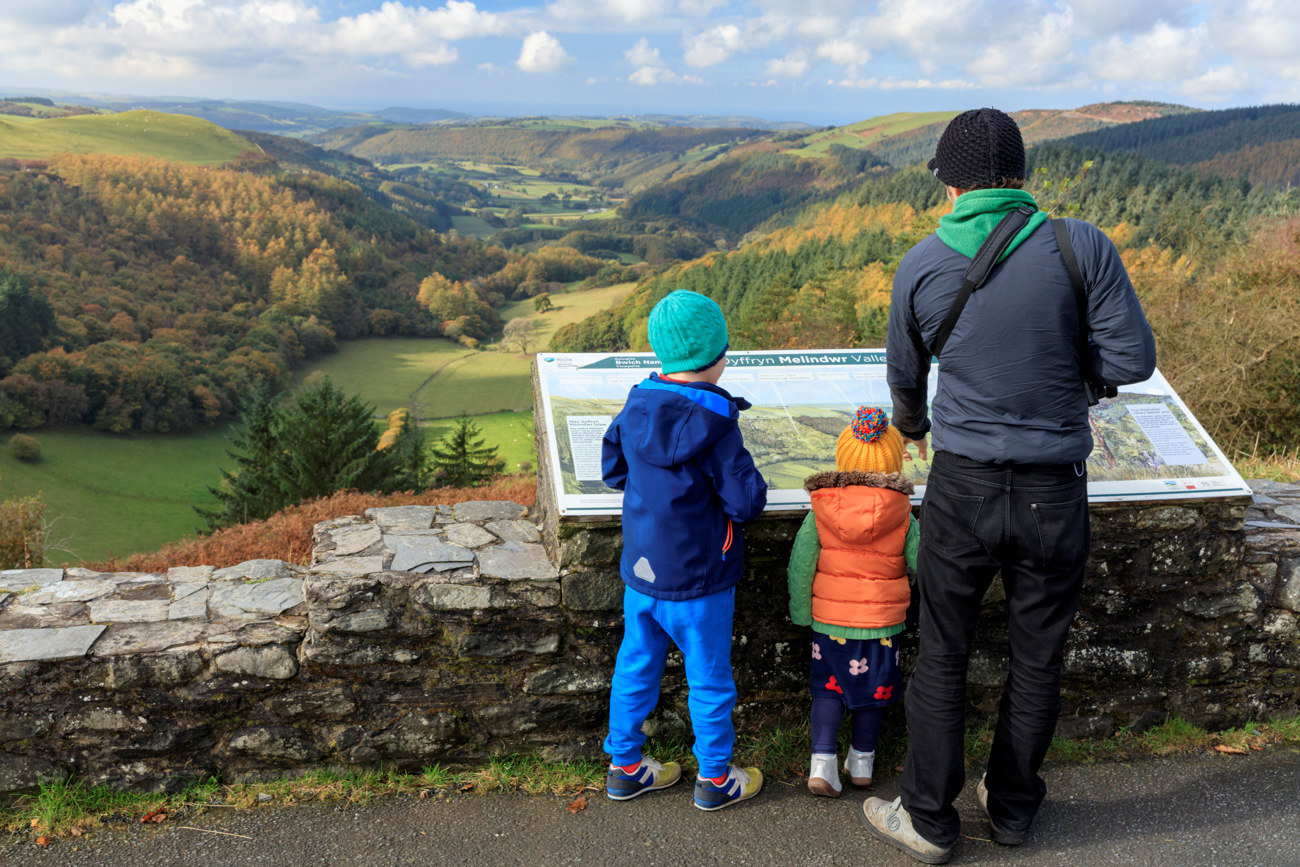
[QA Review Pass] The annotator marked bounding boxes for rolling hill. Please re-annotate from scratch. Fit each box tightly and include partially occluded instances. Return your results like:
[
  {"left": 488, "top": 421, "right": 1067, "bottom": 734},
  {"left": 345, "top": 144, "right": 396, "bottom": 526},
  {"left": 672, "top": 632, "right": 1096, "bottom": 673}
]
[{"left": 0, "top": 109, "right": 253, "bottom": 165}]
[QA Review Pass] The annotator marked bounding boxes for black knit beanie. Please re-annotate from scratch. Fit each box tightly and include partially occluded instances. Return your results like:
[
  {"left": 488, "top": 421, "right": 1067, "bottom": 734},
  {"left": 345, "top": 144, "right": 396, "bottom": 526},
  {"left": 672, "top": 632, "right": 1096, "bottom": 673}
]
[{"left": 927, "top": 108, "right": 1026, "bottom": 189}]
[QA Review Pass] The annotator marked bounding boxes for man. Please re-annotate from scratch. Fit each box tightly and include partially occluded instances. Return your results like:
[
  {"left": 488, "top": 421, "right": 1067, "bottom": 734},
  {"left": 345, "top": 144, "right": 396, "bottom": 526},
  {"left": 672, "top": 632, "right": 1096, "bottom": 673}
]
[{"left": 862, "top": 108, "right": 1156, "bottom": 864}]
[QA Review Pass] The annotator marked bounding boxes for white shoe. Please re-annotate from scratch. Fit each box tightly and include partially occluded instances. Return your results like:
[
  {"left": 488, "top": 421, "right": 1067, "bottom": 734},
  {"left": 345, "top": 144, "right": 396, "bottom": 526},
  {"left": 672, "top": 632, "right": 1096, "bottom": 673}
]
[
  {"left": 861, "top": 796, "right": 953, "bottom": 865},
  {"left": 844, "top": 747, "right": 875, "bottom": 787},
  {"left": 808, "top": 753, "right": 842, "bottom": 798}
]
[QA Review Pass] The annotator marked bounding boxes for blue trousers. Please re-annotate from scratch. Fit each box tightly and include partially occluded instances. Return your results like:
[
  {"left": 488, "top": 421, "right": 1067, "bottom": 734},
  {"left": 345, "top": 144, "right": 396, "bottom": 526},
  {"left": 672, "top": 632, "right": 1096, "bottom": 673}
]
[{"left": 604, "top": 585, "right": 738, "bottom": 779}]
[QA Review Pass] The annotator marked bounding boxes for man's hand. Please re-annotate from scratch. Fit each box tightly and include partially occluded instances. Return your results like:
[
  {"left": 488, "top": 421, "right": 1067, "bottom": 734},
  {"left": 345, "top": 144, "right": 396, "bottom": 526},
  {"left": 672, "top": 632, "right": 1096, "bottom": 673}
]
[{"left": 903, "top": 436, "right": 929, "bottom": 462}]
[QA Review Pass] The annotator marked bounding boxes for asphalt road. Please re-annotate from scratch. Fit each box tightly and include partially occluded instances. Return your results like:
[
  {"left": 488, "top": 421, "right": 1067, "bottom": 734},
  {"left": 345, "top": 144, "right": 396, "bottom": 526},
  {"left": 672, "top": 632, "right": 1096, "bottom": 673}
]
[{"left": 4, "top": 749, "right": 1299, "bottom": 866}]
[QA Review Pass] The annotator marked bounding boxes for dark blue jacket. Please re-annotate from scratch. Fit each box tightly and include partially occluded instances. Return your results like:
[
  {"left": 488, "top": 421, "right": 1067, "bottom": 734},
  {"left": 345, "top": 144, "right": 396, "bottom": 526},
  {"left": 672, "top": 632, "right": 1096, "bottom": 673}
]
[
  {"left": 887, "top": 217, "right": 1156, "bottom": 464},
  {"left": 602, "top": 373, "right": 768, "bottom": 600}
]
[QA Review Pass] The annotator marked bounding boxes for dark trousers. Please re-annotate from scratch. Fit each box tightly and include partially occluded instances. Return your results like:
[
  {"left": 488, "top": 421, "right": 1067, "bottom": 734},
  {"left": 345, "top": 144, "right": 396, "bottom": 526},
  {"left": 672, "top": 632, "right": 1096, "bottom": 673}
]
[{"left": 900, "top": 450, "right": 1089, "bottom": 848}]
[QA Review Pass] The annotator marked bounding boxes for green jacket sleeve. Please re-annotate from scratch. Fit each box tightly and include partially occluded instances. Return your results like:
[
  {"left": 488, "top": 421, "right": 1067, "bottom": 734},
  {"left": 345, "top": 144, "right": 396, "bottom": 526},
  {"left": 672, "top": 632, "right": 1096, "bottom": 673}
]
[
  {"left": 787, "top": 511, "right": 820, "bottom": 626},
  {"left": 905, "top": 513, "right": 919, "bottom": 573}
]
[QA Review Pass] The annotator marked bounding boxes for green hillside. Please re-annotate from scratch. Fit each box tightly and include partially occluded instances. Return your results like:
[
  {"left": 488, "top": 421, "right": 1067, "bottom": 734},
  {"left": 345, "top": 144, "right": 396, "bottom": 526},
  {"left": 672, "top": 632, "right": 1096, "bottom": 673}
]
[
  {"left": 0, "top": 110, "right": 253, "bottom": 165},
  {"left": 1059, "top": 103, "right": 1300, "bottom": 189},
  {"left": 784, "top": 111, "right": 960, "bottom": 157}
]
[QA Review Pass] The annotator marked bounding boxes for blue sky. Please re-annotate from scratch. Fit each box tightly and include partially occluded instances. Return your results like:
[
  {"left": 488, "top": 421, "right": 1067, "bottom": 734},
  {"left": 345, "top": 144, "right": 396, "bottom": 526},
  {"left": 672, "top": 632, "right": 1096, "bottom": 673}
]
[{"left": 2, "top": 1, "right": 1296, "bottom": 126}]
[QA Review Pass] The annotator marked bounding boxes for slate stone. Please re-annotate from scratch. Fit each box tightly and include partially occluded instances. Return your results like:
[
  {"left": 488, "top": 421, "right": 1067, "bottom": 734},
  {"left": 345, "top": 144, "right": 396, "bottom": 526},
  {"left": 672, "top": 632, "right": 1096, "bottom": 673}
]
[
  {"left": 0, "top": 569, "right": 63, "bottom": 590},
  {"left": 1278, "top": 558, "right": 1300, "bottom": 614},
  {"left": 209, "top": 578, "right": 305, "bottom": 619},
  {"left": 0, "top": 755, "right": 61, "bottom": 795},
  {"left": 214, "top": 645, "right": 299, "bottom": 680},
  {"left": 478, "top": 542, "right": 558, "bottom": 582},
  {"left": 443, "top": 523, "right": 497, "bottom": 548},
  {"left": 0, "top": 625, "right": 105, "bottom": 663},
  {"left": 312, "top": 556, "right": 386, "bottom": 575},
  {"left": 327, "top": 525, "right": 384, "bottom": 558},
  {"left": 386, "top": 536, "right": 473, "bottom": 573},
  {"left": 266, "top": 688, "right": 357, "bottom": 720},
  {"left": 167, "top": 566, "right": 215, "bottom": 582},
  {"left": 365, "top": 506, "right": 438, "bottom": 528},
  {"left": 1176, "top": 583, "right": 1261, "bottom": 619},
  {"left": 560, "top": 571, "right": 622, "bottom": 611},
  {"left": 323, "top": 608, "right": 392, "bottom": 633},
  {"left": 0, "top": 601, "right": 88, "bottom": 629},
  {"left": 0, "top": 713, "right": 52, "bottom": 743},
  {"left": 88, "top": 599, "right": 170, "bottom": 623},
  {"left": 24, "top": 579, "right": 115, "bottom": 605},
  {"left": 169, "top": 590, "right": 209, "bottom": 621},
  {"left": 212, "top": 560, "right": 292, "bottom": 582},
  {"left": 1248, "top": 479, "right": 1300, "bottom": 495},
  {"left": 171, "top": 582, "right": 207, "bottom": 601},
  {"left": 1246, "top": 521, "right": 1300, "bottom": 530},
  {"left": 63, "top": 707, "right": 149, "bottom": 733},
  {"left": 523, "top": 666, "right": 610, "bottom": 695},
  {"left": 416, "top": 583, "right": 493, "bottom": 611},
  {"left": 1277, "top": 505, "right": 1300, "bottom": 524},
  {"left": 486, "top": 520, "right": 542, "bottom": 543},
  {"left": 80, "top": 650, "right": 205, "bottom": 690},
  {"left": 453, "top": 501, "right": 526, "bottom": 523},
  {"left": 457, "top": 631, "right": 560, "bottom": 658},
  {"left": 226, "top": 726, "right": 320, "bottom": 763},
  {"left": 90, "top": 622, "right": 228, "bottom": 657}
]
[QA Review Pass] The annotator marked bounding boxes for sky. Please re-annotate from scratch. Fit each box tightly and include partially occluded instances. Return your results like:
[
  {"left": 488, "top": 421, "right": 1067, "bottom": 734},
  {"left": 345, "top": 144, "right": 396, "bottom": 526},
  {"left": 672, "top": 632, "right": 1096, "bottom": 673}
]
[{"left": 1, "top": 0, "right": 1297, "bottom": 126}]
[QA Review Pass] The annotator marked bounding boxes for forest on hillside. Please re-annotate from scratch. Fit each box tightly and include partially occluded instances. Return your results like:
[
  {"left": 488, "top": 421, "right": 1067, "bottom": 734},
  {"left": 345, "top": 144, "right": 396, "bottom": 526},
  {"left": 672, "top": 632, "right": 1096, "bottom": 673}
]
[
  {"left": 0, "top": 154, "right": 513, "bottom": 433},
  {"left": 555, "top": 144, "right": 1300, "bottom": 454}
]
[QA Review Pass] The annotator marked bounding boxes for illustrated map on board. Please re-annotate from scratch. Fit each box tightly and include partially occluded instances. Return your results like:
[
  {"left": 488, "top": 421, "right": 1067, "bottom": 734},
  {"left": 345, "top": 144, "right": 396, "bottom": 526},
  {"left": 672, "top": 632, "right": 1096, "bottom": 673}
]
[{"left": 534, "top": 350, "right": 1251, "bottom": 517}]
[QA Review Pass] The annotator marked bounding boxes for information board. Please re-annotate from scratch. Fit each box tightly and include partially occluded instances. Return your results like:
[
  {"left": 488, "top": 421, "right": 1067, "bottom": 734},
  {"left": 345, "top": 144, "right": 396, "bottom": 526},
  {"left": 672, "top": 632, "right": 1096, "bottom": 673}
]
[{"left": 535, "top": 349, "right": 1251, "bottom": 518}]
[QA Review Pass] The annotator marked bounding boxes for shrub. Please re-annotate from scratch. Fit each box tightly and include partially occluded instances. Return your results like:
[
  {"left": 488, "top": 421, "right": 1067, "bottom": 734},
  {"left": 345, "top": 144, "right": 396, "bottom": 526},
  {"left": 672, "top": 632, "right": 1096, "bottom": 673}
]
[
  {"left": 8, "top": 433, "right": 40, "bottom": 462},
  {"left": 0, "top": 491, "right": 46, "bottom": 569}
]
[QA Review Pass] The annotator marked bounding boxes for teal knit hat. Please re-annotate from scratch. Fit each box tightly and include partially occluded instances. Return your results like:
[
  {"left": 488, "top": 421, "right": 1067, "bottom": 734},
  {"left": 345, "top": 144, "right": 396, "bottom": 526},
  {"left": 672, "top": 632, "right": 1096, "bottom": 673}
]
[{"left": 647, "top": 290, "right": 729, "bottom": 374}]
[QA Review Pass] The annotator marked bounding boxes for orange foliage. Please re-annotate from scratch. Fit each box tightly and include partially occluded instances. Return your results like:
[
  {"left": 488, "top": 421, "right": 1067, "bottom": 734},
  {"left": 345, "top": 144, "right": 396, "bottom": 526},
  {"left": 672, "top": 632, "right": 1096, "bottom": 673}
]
[{"left": 85, "top": 476, "right": 538, "bottom": 573}]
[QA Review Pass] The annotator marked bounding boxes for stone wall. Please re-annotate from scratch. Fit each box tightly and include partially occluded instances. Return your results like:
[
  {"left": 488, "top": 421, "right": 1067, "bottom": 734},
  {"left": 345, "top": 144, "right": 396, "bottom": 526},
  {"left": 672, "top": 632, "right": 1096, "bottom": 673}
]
[{"left": 1, "top": 479, "right": 1298, "bottom": 795}]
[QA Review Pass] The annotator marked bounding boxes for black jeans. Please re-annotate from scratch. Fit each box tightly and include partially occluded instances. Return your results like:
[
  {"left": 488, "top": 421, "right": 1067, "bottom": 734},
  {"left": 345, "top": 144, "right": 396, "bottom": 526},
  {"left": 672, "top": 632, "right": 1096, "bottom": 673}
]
[{"left": 900, "top": 450, "right": 1089, "bottom": 848}]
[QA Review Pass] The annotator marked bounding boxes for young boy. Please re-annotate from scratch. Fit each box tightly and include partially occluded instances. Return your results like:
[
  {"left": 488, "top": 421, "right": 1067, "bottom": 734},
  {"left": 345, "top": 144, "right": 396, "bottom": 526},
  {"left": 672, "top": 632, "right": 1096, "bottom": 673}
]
[{"left": 600, "top": 289, "right": 769, "bottom": 811}]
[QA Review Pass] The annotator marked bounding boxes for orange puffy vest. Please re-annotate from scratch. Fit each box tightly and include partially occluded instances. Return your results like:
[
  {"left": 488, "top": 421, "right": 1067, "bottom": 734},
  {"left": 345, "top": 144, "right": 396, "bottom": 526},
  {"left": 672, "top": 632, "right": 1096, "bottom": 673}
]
[{"left": 810, "top": 483, "right": 911, "bottom": 630}]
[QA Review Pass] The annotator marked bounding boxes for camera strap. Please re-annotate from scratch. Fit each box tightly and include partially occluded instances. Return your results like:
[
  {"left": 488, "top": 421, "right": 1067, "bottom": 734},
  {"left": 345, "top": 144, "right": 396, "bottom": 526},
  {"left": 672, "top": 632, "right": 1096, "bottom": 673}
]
[{"left": 930, "top": 204, "right": 1038, "bottom": 358}]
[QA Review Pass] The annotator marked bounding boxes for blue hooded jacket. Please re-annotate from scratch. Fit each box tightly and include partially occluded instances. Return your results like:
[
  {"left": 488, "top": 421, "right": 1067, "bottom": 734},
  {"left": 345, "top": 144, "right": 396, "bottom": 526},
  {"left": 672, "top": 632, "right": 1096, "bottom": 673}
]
[{"left": 602, "top": 373, "right": 768, "bottom": 601}]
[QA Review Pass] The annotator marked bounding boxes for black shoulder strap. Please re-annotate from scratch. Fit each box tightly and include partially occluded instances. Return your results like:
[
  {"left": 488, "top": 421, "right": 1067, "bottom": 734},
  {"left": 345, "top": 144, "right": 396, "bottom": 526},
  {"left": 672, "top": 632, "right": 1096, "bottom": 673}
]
[
  {"left": 1053, "top": 217, "right": 1098, "bottom": 376},
  {"left": 931, "top": 204, "right": 1037, "bottom": 358},
  {"left": 1051, "top": 218, "right": 1087, "bottom": 325}
]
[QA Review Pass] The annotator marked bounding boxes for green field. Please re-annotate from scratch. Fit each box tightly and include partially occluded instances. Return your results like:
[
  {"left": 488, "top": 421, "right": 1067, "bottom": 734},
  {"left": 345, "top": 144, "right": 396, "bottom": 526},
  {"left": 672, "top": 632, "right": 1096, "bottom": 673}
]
[
  {"left": 0, "top": 110, "right": 252, "bottom": 165},
  {"left": 0, "top": 426, "right": 231, "bottom": 564},
  {"left": 1, "top": 283, "right": 631, "bottom": 564},
  {"left": 784, "top": 111, "right": 959, "bottom": 158}
]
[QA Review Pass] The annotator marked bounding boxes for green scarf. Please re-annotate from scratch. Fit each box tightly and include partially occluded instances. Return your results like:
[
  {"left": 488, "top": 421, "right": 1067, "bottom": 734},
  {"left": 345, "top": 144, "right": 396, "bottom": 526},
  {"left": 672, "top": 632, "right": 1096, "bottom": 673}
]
[{"left": 935, "top": 188, "right": 1046, "bottom": 262}]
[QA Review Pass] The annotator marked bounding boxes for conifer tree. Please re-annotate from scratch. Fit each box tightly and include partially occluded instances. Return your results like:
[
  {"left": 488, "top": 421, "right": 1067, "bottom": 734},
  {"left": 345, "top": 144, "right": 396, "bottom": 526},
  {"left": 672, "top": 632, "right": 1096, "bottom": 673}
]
[
  {"left": 198, "top": 383, "right": 281, "bottom": 530},
  {"left": 272, "top": 377, "right": 396, "bottom": 505},
  {"left": 428, "top": 416, "right": 504, "bottom": 488},
  {"left": 200, "top": 377, "right": 405, "bottom": 530}
]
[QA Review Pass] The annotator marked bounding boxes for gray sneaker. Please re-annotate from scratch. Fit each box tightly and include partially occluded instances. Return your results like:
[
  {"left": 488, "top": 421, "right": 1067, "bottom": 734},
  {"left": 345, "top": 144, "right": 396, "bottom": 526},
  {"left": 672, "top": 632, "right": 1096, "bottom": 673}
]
[
  {"left": 860, "top": 796, "right": 953, "bottom": 865},
  {"left": 977, "top": 775, "right": 1027, "bottom": 845}
]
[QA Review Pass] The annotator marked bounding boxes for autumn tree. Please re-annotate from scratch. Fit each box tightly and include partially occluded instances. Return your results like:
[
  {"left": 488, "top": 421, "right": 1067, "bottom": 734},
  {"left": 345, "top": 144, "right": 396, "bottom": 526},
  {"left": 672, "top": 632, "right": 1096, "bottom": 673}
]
[
  {"left": 428, "top": 416, "right": 504, "bottom": 488},
  {"left": 501, "top": 317, "right": 536, "bottom": 354}
]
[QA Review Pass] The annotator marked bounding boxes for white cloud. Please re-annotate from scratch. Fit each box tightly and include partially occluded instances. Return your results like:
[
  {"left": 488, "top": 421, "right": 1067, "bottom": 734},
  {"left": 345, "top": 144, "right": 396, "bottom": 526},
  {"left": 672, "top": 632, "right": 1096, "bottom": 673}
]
[
  {"left": 765, "top": 51, "right": 808, "bottom": 78},
  {"left": 547, "top": 0, "right": 671, "bottom": 25},
  {"left": 683, "top": 23, "right": 743, "bottom": 67},
  {"left": 624, "top": 37, "right": 662, "bottom": 67},
  {"left": 517, "top": 30, "right": 573, "bottom": 72},
  {"left": 1088, "top": 21, "right": 1209, "bottom": 83},
  {"left": 111, "top": 50, "right": 199, "bottom": 79},
  {"left": 968, "top": 8, "right": 1077, "bottom": 87},
  {"left": 629, "top": 65, "right": 701, "bottom": 85},
  {"left": 815, "top": 38, "right": 868, "bottom": 69},
  {"left": 329, "top": 2, "right": 504, "bottom": 56},
  {"left": 1181, "top": 64, "right": 1251, "bottom": 101}
]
